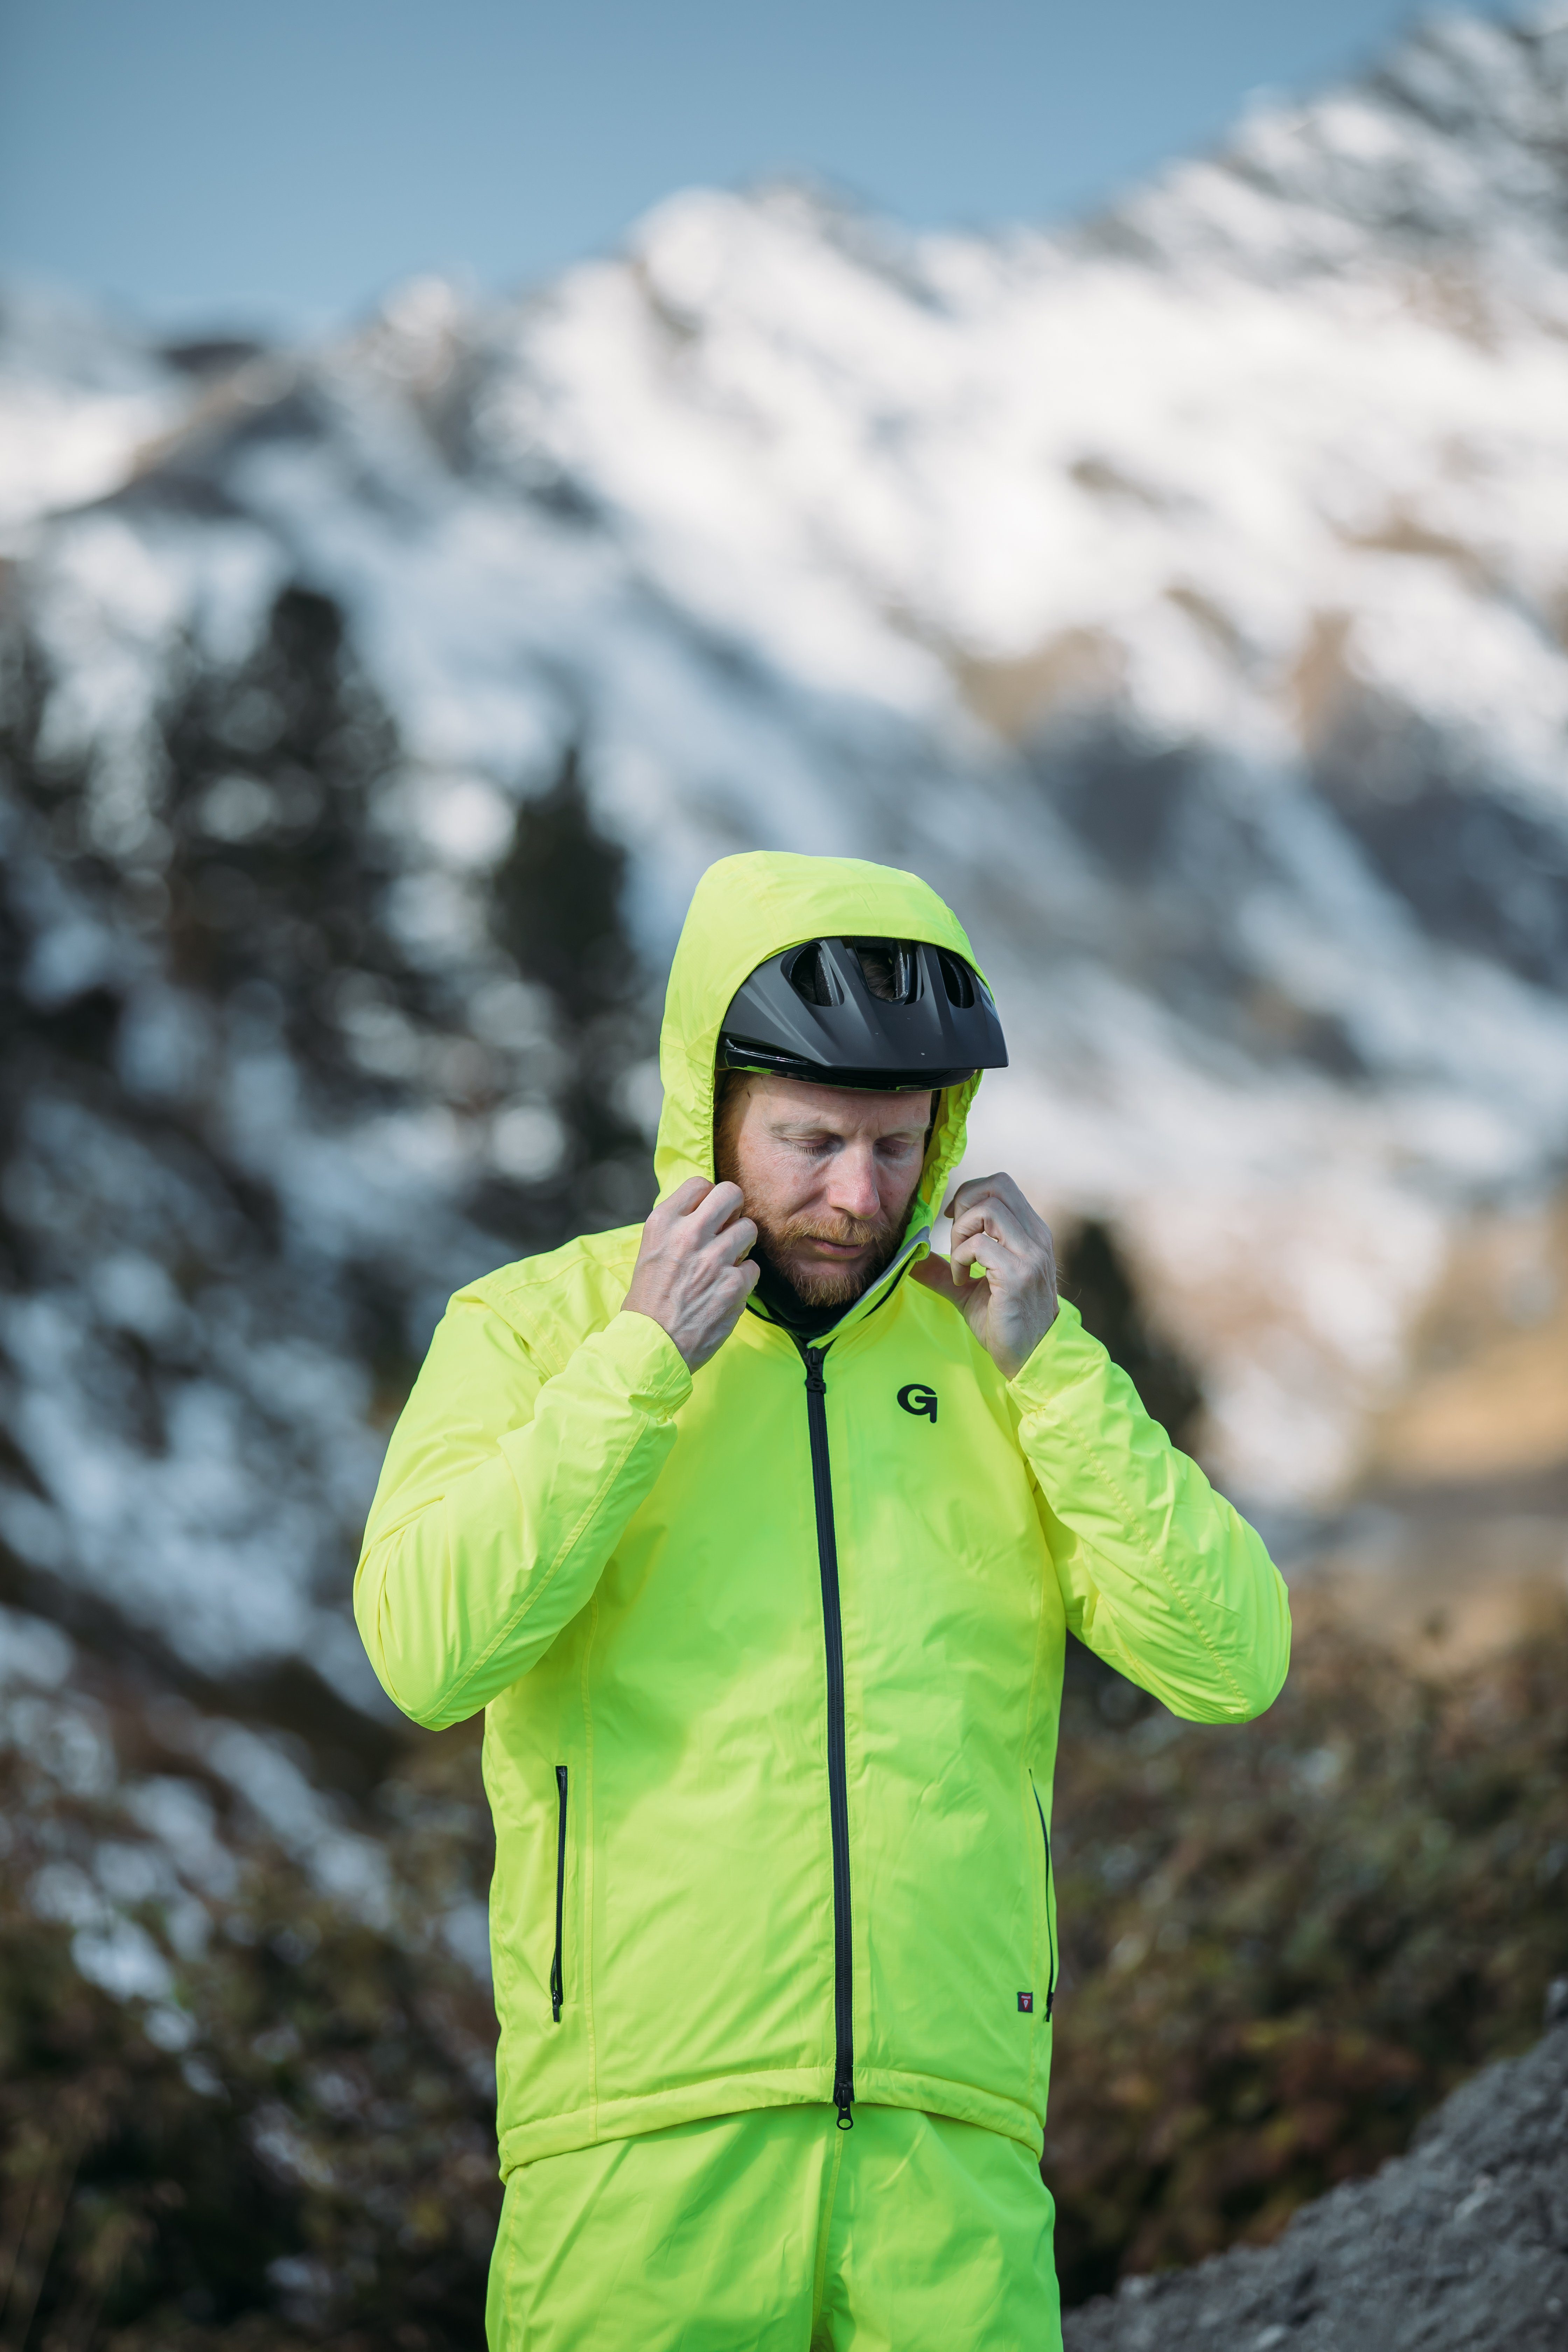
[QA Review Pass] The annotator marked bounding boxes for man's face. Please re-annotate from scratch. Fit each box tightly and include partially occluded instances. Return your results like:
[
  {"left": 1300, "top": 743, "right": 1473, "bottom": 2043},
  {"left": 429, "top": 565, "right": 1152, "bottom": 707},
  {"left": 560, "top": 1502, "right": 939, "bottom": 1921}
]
[{"left": 714, "top": 1075, "right": 934, "bottom": 1308}]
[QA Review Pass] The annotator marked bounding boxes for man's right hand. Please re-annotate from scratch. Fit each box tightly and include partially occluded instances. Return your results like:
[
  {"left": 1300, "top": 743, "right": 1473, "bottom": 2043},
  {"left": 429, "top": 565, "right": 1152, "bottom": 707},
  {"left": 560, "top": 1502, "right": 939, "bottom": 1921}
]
[{"left": 621, "top": 1178, "right": 759, "bottom": 1372}]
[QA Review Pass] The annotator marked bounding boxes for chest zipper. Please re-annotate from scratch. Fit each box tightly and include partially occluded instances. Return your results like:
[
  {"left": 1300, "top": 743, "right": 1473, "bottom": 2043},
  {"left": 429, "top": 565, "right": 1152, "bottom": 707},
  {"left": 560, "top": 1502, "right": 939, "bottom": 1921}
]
[
  {"left": 1031, "top": 1777, "right": 1057, "bottom": 2022},
  {"left": 800, "top": 1342, "right": 855, "bottom": 2129},
  {"left": 550, "top": 1764, "right": 568, "bottom": 2023}
]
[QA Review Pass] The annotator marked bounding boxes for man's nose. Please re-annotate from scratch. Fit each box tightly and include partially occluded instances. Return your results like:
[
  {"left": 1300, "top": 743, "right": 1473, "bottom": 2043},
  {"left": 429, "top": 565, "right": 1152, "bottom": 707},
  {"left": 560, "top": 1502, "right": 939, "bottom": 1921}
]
[{"left": 827, "top": 1148, "right": 882, "bottom": 1223}]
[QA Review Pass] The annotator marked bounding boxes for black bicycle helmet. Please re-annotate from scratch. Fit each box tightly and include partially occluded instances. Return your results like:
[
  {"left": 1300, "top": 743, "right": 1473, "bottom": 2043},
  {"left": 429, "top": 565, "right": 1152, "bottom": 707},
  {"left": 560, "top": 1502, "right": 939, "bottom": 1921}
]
[{"left": 718, "top": 936, "right": 1007, "bottom": 1091}]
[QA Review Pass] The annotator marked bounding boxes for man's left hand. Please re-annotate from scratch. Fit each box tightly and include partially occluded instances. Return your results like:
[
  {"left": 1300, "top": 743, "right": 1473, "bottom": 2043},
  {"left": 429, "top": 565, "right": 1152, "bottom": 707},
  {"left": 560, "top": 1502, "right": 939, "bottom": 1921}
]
[{"left": 911, "top": 1172, "right": 1058, "bottom": 1380}]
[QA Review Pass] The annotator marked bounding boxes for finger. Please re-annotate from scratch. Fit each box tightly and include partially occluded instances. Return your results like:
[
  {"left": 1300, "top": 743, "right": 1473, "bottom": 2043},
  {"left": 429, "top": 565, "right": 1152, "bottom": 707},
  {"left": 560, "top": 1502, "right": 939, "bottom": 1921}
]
[
  {"left": 943, "top": 1170, "right": 1002, "bottom": 1215},
  {"left": 961, "top": 1205, "right": 1056, "bottom": 1281},
  {"left": 952, "top": 1177, "right": 1049, "bottom": 1253},
  {"left": 715, "top": 1261, "right": 759, "bottom": 1314},
  {"left": 948, "top": 1172, "right": 1021, "bottom": 1223},
  {"left": 710, "top": 1181, "right": 751, "bottom": 1232},
  {"left": 911, "top": 1252, "right": 961, "bottom": 1303},
  {"left": 913, "top": 1252, "right": 993, "bottom": 1315},
  {"left": 950, "top": 1231, "right": 999, "bottom": 1282},
  {"left": 718, "top": 1215, "right": 757, "bottom": 1264},
  {"left": 945, "top": 1181, "right": 1010, "bottom": 1239},
  {"left": 660, "top": 1176, "right": 713, "bottom": 1222},
  {"left": 686, "top": 1179, "right": 746, "bottom": 1235},
  {"left": 963, "top": 1173, "right": 1054, "bottom": 1252},
  {"left": 952, "top": 1197, "right": 1031, "bottom": 1254}
]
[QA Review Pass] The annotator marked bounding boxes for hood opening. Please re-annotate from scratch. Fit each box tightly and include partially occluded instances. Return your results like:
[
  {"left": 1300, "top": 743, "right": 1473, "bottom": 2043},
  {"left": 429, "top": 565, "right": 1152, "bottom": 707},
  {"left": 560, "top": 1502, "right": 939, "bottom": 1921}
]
[{"left": 653, "top": 853, "right": 991, "bottom": 1270}]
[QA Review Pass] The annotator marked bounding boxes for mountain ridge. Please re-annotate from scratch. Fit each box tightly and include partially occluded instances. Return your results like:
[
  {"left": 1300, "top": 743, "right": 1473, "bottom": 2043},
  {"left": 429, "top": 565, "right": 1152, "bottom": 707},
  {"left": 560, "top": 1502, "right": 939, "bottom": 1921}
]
[{"left": 2, "top": 5, "right": 1567, "bottom": 1688}]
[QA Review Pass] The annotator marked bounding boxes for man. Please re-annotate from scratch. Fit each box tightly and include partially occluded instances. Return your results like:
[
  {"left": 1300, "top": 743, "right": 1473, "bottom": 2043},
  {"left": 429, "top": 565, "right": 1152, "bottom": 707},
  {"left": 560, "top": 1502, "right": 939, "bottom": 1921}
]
[{"left": 356, "top": 850, "right": 1291, "bottom": 2348}]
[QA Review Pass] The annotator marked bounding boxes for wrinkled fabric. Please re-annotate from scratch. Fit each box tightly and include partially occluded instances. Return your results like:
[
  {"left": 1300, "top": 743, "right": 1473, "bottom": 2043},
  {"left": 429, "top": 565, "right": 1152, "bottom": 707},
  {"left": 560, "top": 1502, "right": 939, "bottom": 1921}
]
[
  {"left": 356, "top": 849, "right": 1292, "bottom": 2181},
  {"left": 486, "top": 2103, "right": 1059, "bottom": 2350}
]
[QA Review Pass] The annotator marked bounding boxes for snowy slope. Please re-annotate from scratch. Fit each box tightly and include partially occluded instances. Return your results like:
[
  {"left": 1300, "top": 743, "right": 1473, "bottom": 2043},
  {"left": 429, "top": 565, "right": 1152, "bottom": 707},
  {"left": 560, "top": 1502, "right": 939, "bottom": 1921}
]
[
  {"left": 0, "top": 281, "right": 204, "bottom": 536},
  {"left": 3, "top": 7, "right": 1568, "bottom": 1692}
]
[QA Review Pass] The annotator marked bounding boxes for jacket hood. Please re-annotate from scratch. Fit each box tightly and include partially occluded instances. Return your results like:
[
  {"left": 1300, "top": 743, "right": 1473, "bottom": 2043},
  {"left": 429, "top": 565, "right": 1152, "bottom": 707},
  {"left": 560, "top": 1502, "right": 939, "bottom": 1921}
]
[{"left": 653, "top": 852, "right": 986, "bottom": 1263}]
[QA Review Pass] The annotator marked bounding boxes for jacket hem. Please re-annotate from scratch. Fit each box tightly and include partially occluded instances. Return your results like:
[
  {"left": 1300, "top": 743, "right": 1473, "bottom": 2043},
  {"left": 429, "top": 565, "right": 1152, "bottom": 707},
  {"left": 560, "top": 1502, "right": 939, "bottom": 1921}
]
[{"left": 496, "top": 2064, "right": 1044, "bottom": 2175}]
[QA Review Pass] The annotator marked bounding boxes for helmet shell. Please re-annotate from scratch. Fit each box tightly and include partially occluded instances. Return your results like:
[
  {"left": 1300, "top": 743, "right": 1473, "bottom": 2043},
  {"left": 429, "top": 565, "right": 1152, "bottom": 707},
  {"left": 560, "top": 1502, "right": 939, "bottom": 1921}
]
[{"left": 718, "top": 936, "right": 1008, "bottom": 1091}]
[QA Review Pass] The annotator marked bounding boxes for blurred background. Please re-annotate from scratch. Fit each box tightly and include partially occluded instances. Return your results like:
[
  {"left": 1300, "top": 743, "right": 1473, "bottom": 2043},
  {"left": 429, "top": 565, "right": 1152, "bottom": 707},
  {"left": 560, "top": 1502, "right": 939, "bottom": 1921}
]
[{"left": 2, "top": 2, "right": 1567, "bottom": 2342}]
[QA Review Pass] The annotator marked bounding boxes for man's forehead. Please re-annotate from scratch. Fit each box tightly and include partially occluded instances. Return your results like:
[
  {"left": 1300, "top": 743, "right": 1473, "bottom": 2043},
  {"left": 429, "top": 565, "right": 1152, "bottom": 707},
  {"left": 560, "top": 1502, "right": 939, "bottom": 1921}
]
[{"left": 755, "top": 1078, "right": 932, "bottom": 1131}]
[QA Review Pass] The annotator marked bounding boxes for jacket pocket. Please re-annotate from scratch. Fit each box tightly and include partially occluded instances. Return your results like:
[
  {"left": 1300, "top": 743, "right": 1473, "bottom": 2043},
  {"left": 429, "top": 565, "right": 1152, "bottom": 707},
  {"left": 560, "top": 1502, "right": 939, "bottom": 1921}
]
[
  {"left": 1030, "top": 1774, "right": 1057, "bottom": 2022},
  {"left": 550, "top": 1764, "right": 568, "bottom": 2023}
]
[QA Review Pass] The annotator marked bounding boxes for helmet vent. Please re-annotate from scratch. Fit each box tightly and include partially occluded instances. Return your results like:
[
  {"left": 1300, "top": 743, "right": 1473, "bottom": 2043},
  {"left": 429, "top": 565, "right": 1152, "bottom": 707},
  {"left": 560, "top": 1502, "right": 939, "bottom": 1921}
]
[
  {"left": 786, "top": 942, "right": 839, "bottom": 1006},
  {"left": 936, "top": 949, "right": 976, "bottom": 1009},
  {"left": 848, "top": 938, "right": 919, "bottom": 1004}
]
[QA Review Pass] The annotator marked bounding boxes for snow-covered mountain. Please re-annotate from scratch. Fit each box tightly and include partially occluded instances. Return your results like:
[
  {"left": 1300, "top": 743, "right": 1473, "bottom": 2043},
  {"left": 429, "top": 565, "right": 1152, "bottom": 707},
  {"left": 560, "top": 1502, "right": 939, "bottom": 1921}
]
[{"left": 4, "top": 7, "right": 1568, "bottom": 1697}]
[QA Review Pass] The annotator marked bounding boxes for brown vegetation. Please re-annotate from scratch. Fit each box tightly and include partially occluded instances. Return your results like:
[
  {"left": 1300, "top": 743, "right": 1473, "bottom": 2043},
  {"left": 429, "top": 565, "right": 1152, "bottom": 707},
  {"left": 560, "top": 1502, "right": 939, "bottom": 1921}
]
[
  {"left": 1046, "top": 1597, "right": 1568, "bottom": 2304},
  {"left": 3, "top": 1598, "right": 1567, "bottom": 2337},
  {"left": 0, "top": 1703, "right": 499, "bottom": 2351}
]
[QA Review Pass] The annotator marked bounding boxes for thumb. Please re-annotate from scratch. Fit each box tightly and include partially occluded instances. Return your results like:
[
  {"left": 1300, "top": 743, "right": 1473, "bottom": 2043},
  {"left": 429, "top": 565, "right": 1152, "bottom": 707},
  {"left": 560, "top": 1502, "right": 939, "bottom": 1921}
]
[{"left": 911, "top": 1253, "right": 962, "bottom": 1306}]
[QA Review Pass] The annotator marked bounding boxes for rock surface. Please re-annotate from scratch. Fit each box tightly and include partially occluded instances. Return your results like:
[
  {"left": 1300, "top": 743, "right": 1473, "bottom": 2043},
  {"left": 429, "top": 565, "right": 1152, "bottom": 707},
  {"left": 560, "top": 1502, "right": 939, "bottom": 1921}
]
[{"left": 1064, "top": 2012, "right": 1568, "bottom": 2351}]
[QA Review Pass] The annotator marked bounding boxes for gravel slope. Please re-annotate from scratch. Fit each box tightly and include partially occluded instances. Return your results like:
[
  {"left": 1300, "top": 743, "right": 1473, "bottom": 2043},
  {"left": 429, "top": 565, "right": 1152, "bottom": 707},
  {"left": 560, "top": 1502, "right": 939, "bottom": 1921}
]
[{"left": 1064, "top": 2004, "right": 1568, "bottom": 2351}]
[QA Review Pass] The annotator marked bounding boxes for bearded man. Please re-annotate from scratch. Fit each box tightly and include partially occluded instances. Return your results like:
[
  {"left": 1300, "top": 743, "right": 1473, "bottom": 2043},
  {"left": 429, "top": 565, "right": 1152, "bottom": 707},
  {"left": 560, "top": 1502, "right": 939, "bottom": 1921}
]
[{"left": 356, "top": 851, "right": 1291, "bottom": 2350}]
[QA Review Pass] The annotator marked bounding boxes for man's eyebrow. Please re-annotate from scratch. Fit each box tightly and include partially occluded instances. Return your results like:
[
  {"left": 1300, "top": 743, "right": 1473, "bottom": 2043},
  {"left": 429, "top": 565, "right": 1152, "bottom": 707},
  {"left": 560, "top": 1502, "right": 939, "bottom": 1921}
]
[{"left": 769, "top": 1119, "right": 928, "bottom": 1139}]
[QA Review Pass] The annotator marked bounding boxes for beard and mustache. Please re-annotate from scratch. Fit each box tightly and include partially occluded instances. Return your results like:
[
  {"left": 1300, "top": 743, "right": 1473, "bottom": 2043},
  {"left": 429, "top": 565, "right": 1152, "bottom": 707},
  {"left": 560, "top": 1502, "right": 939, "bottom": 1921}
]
[
  {"left": 712, "top": 1132, "right": 905, "bottom": 1308},
  {"left": 746, "top": 1205, "right": 904, "bottom": 1308}
]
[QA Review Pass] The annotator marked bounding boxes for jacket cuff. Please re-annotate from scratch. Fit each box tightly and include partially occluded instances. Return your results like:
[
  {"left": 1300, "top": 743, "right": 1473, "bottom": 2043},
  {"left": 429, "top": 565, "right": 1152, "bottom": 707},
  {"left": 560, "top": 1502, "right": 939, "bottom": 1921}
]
[{"left": 590, "top": 1308, "right": 694, "bottom": 1415}]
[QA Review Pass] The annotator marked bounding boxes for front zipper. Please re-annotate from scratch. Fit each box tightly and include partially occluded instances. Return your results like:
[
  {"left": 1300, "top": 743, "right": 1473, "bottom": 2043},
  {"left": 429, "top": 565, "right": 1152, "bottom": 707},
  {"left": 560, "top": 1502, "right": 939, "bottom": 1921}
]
[
  {"left": 550, "top": 1764, "right": 568, "bottom": 2023},
  {"left": 800, "top": 1342, "right": 855, "bottom": 2129},
  {"left": 1031, "top": 1776, "right": 1057, "bottom": 2022}
]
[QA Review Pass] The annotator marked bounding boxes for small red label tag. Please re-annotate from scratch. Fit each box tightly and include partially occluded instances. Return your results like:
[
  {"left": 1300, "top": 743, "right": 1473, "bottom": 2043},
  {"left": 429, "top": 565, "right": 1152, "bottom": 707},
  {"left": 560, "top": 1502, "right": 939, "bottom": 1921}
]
[{"left": 1018, "top": 1991, "right": 1034, "bottom": 2012}]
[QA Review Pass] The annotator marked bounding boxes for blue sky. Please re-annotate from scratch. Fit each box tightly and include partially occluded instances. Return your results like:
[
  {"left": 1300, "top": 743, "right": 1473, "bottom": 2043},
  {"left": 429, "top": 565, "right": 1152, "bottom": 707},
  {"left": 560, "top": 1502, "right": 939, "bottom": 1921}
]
[{"left": 0, "top": 2, "right": 1520, "bottom": 332}]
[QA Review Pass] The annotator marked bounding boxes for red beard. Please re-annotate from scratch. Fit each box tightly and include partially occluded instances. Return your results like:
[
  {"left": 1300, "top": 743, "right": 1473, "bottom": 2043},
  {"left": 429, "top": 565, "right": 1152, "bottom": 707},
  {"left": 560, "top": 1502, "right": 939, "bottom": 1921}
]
[{"left": 746, "top": 1207, "right": 904, "bottom": 1308}]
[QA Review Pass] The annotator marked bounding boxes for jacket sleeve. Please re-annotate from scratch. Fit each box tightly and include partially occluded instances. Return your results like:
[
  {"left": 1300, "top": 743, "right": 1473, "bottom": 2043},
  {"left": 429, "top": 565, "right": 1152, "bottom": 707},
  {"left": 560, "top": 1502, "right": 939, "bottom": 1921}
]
[
  {"left": 1011, "top": 1301, "right": 1290, "bottom": 1723},
  {"left": 354, "top": 1294, "right": 692, "bottom": 1729}
]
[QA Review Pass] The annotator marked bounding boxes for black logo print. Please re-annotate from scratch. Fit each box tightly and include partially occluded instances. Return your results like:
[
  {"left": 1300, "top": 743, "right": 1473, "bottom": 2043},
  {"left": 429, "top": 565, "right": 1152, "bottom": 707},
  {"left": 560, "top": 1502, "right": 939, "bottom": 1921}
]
[{"left": 897, "top": 1383, "right": 938, "bottom": 1423}]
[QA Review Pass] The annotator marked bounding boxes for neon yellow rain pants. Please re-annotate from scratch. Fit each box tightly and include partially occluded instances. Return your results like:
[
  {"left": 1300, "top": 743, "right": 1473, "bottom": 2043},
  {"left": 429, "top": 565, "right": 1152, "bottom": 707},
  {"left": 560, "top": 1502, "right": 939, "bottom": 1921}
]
[{"left": 486, "top": 2103, "right": 1059, "bottom": 2350}]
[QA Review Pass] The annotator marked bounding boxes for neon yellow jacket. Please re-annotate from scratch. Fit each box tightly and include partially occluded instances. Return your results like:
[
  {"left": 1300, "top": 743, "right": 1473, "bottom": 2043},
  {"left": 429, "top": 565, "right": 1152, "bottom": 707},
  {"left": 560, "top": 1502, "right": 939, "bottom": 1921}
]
[{"left": 356, "top": 852, "right": 1290, "bottom": 2174}]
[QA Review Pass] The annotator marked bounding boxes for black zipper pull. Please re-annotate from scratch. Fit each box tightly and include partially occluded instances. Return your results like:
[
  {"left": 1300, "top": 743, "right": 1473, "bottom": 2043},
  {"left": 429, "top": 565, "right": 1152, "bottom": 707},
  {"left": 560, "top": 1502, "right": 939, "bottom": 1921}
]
[
  {"left": 803, "top": 1346, "right": 827, "bottom": 1395},
  {"left": 1033, "top": 1776, "right": 1057, "bottom": 2022},
  {"left": 550, "top": 1764, "right": 568, "bottom": 2024},
  {"left": 833, "top": 2075, "right": 855, "bottom": 2130}
]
